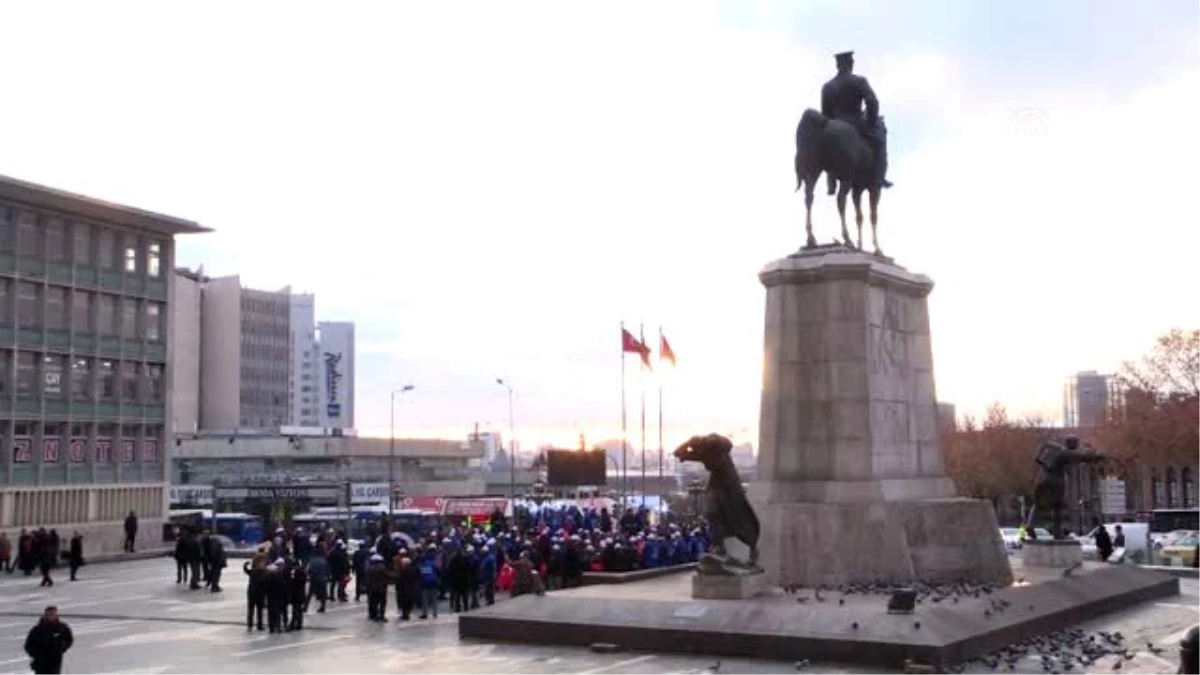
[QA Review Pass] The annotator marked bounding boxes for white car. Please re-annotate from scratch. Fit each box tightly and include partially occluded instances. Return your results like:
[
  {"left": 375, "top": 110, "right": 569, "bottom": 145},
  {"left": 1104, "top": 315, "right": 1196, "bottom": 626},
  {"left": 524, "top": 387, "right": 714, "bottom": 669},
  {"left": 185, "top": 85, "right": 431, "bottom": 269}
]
[{"left": 1000, "top": 528, "right": 1023, "bottom": 551}]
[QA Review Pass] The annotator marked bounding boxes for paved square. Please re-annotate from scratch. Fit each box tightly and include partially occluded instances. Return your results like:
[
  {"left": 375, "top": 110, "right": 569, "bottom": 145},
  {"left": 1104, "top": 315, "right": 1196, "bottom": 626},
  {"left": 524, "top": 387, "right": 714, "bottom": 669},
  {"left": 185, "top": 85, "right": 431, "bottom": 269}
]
[{"left": 0, "top": 558, "right": 1193, "bottom": 673}]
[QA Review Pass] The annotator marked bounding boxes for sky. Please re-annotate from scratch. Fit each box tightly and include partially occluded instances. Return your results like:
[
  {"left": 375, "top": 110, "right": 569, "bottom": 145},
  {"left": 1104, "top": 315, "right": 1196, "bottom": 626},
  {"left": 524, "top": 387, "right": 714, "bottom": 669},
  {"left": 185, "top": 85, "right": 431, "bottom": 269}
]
[{"left": 0, "top": 1, "right": 1196, "bottom": 451}]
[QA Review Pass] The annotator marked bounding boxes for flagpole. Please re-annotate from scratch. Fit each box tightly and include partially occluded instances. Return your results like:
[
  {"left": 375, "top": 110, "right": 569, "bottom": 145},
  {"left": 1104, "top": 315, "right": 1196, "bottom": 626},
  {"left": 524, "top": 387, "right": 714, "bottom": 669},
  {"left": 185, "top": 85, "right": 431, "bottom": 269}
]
[
  {"left": 658, "top": 325, "right": 664, "bottom": 505},
  {"left": 640, "top": 323, "right": 647, "bottom": 509},
  {"left": 620, "top": 321, "right": 628, "bottom": 511}
]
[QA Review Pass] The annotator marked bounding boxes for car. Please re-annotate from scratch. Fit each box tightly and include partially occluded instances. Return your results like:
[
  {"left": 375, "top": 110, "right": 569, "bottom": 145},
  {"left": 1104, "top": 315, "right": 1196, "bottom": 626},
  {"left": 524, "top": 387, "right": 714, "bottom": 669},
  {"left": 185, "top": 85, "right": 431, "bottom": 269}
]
[
  {"left": 1153, "top": 529, "right": 1197, "bottom": 550},
  {"left": 1159, "top": 534, "right": 1199, "bottom": 567},
  {"left": 1000, "top": 528, "right": 1023, "bottom": 551}
]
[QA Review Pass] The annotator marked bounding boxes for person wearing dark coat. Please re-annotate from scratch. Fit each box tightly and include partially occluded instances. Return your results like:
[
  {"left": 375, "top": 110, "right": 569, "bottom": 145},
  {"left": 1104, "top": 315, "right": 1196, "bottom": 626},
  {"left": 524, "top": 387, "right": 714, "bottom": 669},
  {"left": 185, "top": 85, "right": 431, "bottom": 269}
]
[
  {"left": 398, "top": 557, "right": 420, "bottom": 620},
  {"left": 208, "top": 537, "right": 227, "bottom": 592},
  {"left": 123, "top": 512, "right": 138, "bottom": 553},
  {"left": 366, "top": 555, "right": 393, "bottom": 622},
  {"left": 286, "top": 558, "right": 309, "bottom": 630},
  {"left": 447, "top": 550, "right": 469, "bottom": 613},
  {"left": 38, "top": 531, "right": 54, "bottom": 588},
  {"left": 173, "top": 536, "right": 189, "bottom": 584},
  {"left": 352, "top": 546, "right": 368, "bottom": 601},
  {"left": 264, "top": 563, "right": 289, "bottom": 633},
  {"left": 329, "top": 542, "right": 350, "bottom": 602},
  {"left": 67, "top": 533, "right": 84, "bottom": 582},
  {"left": 47, "top": 531, "right": 60, "bottom": 569},
  {"left": 243, "top": 559, "right": 267, "bottom": 631},
  {"left": 199, "top": 533, "right": 213, "bottom": 585},
  {"left": 306, "top": 548, "right": 330, "bottom": 613},
  {"left": 181, "top": 530, "right": 202, "bottom": 590},
  {"left": 1094, "top": 522, "right": 1114, "bottom": 562},
  {"left": 24, "top": 606, "right": 72, "bottom": 675}
]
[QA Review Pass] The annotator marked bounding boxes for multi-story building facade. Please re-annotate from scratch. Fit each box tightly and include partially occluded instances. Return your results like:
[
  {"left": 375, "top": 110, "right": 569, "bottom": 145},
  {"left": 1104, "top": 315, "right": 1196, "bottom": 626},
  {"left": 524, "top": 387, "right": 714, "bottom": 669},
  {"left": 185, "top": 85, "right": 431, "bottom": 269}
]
[
  {"left": 288, "top": 293, "right": 319, "bottom": 427},
  {"left": 0, "top": 174, "right": 207, "bottom": 554}
]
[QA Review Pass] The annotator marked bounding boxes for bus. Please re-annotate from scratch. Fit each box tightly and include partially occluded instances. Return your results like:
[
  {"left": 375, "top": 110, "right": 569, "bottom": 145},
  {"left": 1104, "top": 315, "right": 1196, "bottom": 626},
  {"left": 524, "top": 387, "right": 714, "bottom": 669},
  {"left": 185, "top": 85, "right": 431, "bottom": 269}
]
[
  {"left": 167, "top": 509, "right": 265, "bottom": 546},
  {"left": 291, "top": 506, "right": 440, "bottom": 544}
]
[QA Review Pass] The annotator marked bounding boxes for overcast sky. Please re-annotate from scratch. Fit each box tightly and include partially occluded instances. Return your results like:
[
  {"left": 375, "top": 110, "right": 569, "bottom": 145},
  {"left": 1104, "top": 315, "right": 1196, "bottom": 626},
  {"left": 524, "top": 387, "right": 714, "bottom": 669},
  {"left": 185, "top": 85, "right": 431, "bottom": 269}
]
[{"left": 1, "top": 1, "right": 1196, "bottom": 450}]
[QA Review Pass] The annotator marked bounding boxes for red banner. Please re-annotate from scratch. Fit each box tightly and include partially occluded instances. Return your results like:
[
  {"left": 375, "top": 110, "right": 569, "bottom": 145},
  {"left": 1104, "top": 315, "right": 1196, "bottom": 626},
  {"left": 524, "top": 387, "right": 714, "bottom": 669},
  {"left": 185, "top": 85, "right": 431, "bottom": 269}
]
[
  {"left": 13, "top": 438, "right": 32, "bottom": 464},
  {"left": 120, "top": 439, "right": 135, "bottom": 463},
  {"left": 400, "top": 496, "right": 444, "bottom": 511},
  {"left": 95, "top": 439, "right": 112, "bottom": 464},
  {"left": 141, "top": 439, "right": 159, "bottom": 462},
  {"left": 42, "top": 438, "right": 61, "bottom": 464},
  {"left": 69, "top": 438, "right": 87, "bottom": 463}
]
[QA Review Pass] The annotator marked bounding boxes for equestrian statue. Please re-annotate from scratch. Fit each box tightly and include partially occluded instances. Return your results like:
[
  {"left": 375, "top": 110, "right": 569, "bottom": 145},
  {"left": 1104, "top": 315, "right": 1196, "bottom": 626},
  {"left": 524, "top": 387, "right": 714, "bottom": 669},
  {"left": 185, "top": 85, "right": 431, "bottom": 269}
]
[
  {"left": 795, "top": 50, "right": 893, "bottom": 255},
  {"left": 674, "top": 433, "right": 761, "bottom": 575}
]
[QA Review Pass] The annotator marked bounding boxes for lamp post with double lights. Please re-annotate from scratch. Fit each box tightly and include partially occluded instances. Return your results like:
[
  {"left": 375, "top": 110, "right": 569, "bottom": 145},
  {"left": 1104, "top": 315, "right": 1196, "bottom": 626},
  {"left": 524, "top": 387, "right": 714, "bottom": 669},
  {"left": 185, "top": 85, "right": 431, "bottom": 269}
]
[
  {"left": 389, "top": 384, "right": 415, "bottom": 525},
  {"left": 496, "top": 377, "right": 516, "bottom": 499}
]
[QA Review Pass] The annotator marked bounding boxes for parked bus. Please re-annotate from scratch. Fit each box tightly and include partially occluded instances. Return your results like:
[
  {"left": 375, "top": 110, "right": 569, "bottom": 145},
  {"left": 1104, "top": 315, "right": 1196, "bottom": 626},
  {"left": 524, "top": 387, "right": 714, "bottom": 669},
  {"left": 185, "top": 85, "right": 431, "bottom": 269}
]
[
  {"left": 167, "top": 509, "right": 265, "bottom": 546},
  {"left": 291, "top": 506, "right": 440, "bottom": 544}
]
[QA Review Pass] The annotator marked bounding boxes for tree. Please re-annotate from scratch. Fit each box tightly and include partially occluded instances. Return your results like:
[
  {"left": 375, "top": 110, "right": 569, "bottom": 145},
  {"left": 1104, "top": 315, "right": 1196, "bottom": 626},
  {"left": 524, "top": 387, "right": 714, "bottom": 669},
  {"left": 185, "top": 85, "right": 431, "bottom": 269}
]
[{"left": 944, "top": 403, "right": 1046, "bottom": 502}]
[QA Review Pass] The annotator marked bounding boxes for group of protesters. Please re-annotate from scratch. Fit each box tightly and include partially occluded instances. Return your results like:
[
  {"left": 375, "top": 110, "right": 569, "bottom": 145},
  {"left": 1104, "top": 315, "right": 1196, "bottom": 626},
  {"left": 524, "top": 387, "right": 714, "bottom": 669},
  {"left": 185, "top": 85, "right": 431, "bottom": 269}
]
[{"left": 221, "top": 504, "right": 710, "bottom": 634}]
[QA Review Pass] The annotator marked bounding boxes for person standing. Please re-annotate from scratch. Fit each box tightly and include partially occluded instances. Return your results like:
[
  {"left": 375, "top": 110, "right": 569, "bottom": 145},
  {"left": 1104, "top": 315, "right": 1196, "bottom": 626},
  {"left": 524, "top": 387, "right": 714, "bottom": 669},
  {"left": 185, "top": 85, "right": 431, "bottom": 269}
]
[
  {"left": 123, "top": 512, "right": 138, "bottom": 554},
  {"left": 208, "top": 536, "right": 227, "bottom": 592},
  {"left": 38, "top": 537, "right": 54, "bottom": 588},
  {"left": 243, "top": 558, "right": 267, "bottom": 632},
  {"left": 67, "top": 533, "right": 84, "bottom": 582},
  {"left": 24, "top": 606, "right": 73, "bottom": 675},
  {"left": 0, "top": 531, "right": 12, "bottom": 573},
  {"left": 306, "top": 545, "right": 330, "bottom": 614}
]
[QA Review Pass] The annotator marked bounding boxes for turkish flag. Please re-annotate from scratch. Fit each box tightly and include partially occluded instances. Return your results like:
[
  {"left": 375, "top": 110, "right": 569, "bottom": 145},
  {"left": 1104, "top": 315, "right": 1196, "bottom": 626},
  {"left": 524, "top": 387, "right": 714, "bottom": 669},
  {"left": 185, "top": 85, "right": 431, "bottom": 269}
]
[
  {"left": 660, "top": 334, "right": 676, "bottom": 366},
  {"left": 621, "top": 328, "right": 652, "bottom": 368}
]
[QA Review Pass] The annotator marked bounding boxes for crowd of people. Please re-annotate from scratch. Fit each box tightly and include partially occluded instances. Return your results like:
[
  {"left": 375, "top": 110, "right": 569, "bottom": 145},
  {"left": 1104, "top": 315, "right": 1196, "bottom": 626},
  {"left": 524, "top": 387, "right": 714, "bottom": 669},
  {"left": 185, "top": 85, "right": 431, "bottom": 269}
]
[
  {"left": 225, "top": 505, "right": 711, "bottom": 634},
  {"left": 0, "top": 528, "right": 86, "bottom": 586}
]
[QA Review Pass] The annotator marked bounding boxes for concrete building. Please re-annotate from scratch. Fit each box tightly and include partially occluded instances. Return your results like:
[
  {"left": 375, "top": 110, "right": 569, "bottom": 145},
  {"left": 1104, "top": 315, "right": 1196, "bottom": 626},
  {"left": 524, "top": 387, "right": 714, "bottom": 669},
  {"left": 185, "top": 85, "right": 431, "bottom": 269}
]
[
  {"left": 170, "top": 268, "right": 203, "bottom": 436},
  {"left": 288, "top": 293, "right": 318, "bottom": 427},
  {"left": 316, "top": 321, "right": 354, "bottom": 431},
  {"left": 172, "top": 433, "right": 486, "bottom": 498},
  {"left": 1063, "top": 370, "right": 1114, "bottom": 428},
  {"left": 0, "top": 174, "right": 208, "bottom": 554},
  {"left": 937, "top": 401, "right": 957, "bottom": 431}
]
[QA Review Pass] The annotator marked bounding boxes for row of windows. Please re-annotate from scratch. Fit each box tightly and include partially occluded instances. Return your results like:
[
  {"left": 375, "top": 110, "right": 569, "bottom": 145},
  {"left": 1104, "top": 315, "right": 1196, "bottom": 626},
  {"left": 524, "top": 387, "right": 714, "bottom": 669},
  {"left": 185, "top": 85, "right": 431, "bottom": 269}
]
[
  {"left": 1152, "top": 467, "right": 1196, "bottom": 509},
  {"left": 0, "top": 207, "right": 164, "bottom": 277},
  {"left": 0, "top": 279, "right": 164, "bottom": 340},
  {"left": 9, "top": 421, "right": 162, "bottom": 439},
  {"left": 0, "top": 351, "right": 164, "bottom": 403}
]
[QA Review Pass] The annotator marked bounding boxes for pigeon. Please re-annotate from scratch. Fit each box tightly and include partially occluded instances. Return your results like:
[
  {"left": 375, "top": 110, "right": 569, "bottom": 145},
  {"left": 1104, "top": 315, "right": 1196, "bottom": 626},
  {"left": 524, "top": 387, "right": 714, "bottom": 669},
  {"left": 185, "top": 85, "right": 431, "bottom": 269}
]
[
  {"left": 1148, "top": 642, "right": 1164, "bottom": 655},
  {"left": 914, "top": 621, "right": 921, "bottom": 630},
  {"left": 838, "top": 598, "right": 845, "bottom": 606},
  {"left": 707, "top": 661, "right": 721, "bottom": 673},
  {"left": 852, "top": 622, "right": 859, "bottom": 630},
  {"left": 1112, "top": 660, "right": 1122, "bottom": 671},
  {"left": 794, "top": 659, "right": 810, "bottom": 670}
]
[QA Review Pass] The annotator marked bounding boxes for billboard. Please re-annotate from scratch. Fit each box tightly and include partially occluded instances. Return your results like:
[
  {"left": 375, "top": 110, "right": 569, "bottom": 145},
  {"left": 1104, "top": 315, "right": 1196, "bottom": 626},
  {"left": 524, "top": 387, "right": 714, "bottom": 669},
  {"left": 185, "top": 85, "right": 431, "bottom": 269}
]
[
  {"left": 546, "top": 449, "right": 608, "bottom": 487},
  {"left": 317, "top": 321, "right": 355, "bottom": 430}
]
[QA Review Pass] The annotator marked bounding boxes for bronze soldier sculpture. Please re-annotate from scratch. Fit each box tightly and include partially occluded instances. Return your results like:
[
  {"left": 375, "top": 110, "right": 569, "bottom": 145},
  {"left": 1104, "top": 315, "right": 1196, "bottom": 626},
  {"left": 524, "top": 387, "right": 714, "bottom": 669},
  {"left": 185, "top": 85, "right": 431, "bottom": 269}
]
[
  {"left": 1027, "top": 436, "right": 1106, "bottom": 540},
  {"left": 821, "top": 51, "right": 892, "bottom": 195},
  {"left": 795, "top": 51, "right": 892, "bottom": 254},
  {"left": 674, "top": 434, "right": 761, "bottom": 574}
]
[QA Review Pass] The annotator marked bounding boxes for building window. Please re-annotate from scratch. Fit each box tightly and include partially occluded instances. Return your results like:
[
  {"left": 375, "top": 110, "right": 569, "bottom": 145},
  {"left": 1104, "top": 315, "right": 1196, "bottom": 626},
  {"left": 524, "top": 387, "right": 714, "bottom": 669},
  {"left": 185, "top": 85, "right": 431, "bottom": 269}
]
[
  {"left": 121, "top": 361, "right": 140, "bottom": 402},
  {"left": 16, "top": 282, "right": 39, "bottom": 327},
  {"left": 16, "top": 352, "right": 37, "bottom": 398},
  {"left": 45, "top": 219, "right": 66, "bottom": 261},
  {"left": 71, "top": 357, "right": 92, "bottom": 401},
  {"left": 147, "top": 242, "right": 162, "bottom": 278},
  {"left": 44, "top": 286, "right": 66, "bottom": 330},
  {"left": 1166, "top": 467, "right": 1178, "bottom": 508},
  {"left": 0, "top": 206, "right": 13, "bottom": 252},
  {"left": 72, "top": 290, "right": 92, "bottom": 333},
  {"left": 98, "top": 360, "right": 116, "bottom": 400},
  {"left": 16, "top": 211, "right": 39, "bottom": 257},
  {"left": 42, "top": 354, "right": 64, "bottom": 399},
  {"left": 1183, "top": 468, "right": 1195, "bottom": 508},
  {"left": 1153, "top": 474, "right": 1166, "bottom": 509},
  {"left": 123, "top": 239, "right": 138, "bottom": 273},
  {"left": 145, "top": 302, "right": 162, "bottom": 341},
  {"left": 0, "top": 349, "right": 9, "bottom": 396},
  {"left": 147, "top": 364, "right": 163, "bottom": 403},
  {"left": 0, "top": 278, "right": 10, "bottom": 325},
  {"left": 97, "top": 295, "right": 115, "bottom": 335},
  {"left": 72, "top": 223, "right": 91, "bottom": 264},
  {"left": 121, "top": 298, "right": 138, "bottom": 338},
  {"left": 97, "top": 230, "right": 115, "bottom": 269}
]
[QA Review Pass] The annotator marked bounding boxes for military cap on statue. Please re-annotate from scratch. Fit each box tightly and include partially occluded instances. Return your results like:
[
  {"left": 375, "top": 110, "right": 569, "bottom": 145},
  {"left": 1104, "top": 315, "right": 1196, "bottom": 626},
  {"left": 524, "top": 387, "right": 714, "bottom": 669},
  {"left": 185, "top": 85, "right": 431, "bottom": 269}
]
[{"left": 834, "top": 51, "right": 854, "bottom": 64}]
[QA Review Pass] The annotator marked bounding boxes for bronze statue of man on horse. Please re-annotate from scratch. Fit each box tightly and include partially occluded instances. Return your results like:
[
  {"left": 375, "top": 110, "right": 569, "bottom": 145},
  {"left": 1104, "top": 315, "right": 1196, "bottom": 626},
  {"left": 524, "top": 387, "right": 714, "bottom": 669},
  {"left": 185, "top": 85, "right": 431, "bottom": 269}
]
[{"left": 795, "top": 51, "right": 894, "bottom": 254}]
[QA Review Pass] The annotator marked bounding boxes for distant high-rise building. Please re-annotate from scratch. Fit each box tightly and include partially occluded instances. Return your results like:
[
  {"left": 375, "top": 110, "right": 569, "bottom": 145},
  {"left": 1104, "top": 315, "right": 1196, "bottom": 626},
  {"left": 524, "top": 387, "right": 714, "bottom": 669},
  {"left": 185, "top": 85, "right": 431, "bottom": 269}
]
[
  {"left": 316, "top": 321, "right": 355, "bottom": 431},
  {"left": 1063, "top": 371, "right": 1113, "bottom": 428},
  {"left": 936, "top": 402, "right": 957, "bottom": 431},
  {"left": 289, "top": 293, "right": 319, "bottom": 427}
]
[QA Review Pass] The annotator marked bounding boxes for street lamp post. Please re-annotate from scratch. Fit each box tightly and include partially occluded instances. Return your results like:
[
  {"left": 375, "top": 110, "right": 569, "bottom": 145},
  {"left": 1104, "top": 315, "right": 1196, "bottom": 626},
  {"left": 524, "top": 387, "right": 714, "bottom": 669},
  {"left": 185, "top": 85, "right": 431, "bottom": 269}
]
[
  {"left": 496, "top": 378, "right": 515, "bottom": 499},
  {"left": 389, "top": 384, "right": 415, "bottom": 526}
]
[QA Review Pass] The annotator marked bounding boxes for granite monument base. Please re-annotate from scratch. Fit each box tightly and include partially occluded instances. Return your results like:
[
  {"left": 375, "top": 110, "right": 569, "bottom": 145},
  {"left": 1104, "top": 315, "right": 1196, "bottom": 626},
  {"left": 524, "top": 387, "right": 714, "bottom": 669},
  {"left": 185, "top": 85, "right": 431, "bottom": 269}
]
[
  {"left": 754, "top": 496, "right": 1013, "bottom": 588},
  {"left": 459, "top": 564, "right": 1179, "bottom": 670},
  {"left": 692, "top": 571, "right": 768, "bottom": 600},
  {"left": 1022, "top": 539, "right": 1084, "bottom": 568}
]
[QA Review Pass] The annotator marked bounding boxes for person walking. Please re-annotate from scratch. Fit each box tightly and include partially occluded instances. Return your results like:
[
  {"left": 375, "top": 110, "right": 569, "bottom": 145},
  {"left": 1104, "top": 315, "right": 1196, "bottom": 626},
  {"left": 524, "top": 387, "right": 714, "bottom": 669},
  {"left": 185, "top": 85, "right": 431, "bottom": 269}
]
[
  {"left": 24, "top": 606, "right": 73, "bottom": 675},
  {"left": 67, "top": 532, "right": 84, "bottom": 582},
  {"left": 0, "top": 531, "right": 12, "bottom": 573},
  {"left": 123, "top": 512, "right": 138, "bottom": 554}
]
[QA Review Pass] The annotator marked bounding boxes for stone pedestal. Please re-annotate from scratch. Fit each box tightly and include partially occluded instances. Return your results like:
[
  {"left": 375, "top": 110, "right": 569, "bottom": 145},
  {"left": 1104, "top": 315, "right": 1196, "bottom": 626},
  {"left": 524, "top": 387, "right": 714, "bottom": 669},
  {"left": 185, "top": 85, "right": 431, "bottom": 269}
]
[
  {"left": 692, "top": 571, "right": 768, "bottom": 600},
  {"left": 1022, "top": 540, "right": 1084, "bottom": 568},
  {"left": 752, "top": 246, "right": 1012, "bottom": 588}
]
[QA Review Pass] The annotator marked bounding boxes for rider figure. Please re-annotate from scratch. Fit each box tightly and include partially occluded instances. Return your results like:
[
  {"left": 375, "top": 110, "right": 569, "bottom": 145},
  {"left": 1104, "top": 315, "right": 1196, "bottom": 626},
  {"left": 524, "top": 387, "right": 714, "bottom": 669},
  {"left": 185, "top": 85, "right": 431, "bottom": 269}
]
[{"left": 820, "top": 51, "right": 892, "bottom": 195}]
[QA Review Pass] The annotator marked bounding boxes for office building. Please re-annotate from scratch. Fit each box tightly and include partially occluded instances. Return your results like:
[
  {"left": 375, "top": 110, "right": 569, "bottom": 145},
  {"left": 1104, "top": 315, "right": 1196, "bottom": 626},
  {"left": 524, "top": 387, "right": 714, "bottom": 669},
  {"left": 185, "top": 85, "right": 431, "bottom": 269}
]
[
  {"left": 1063, "top": 370, "right": 1113, "bottom": 428},
  {"left": 0, "top": 174, "right": 208, "bottom": 553},
  {"left": 289, "top": 293, "right": 319, "bottom": 427}
]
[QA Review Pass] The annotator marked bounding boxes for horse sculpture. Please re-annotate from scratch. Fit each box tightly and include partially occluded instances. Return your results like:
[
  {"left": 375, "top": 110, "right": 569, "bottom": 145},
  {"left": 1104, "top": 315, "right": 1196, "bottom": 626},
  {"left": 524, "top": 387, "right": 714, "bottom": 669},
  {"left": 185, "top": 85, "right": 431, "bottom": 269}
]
[
  {"left": 674, "top": 433, "right": 761, "bottom": 572},
  {"left": 794, "top": 108, "right": 884, "bottom": 255}
]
